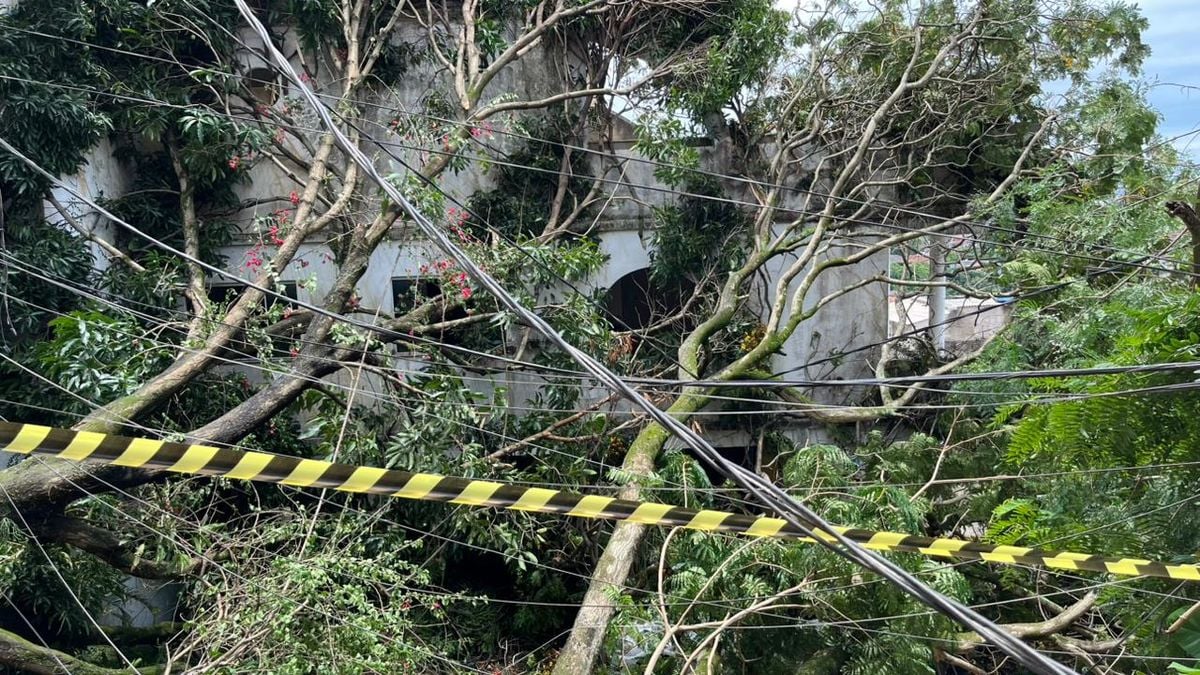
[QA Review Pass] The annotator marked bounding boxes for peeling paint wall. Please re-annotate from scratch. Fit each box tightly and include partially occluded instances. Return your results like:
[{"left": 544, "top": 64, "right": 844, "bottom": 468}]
[{"left": 43, "top": 138, "right": 134, "bottom": 274}]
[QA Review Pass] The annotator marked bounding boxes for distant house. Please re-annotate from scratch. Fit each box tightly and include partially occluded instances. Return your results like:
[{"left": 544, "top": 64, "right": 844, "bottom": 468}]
[
  {"left": 43, "top": 13, "right": 891, "bottom": 425},
  {"left": 888, "top": 293, "right": 1014, "bottom": 354}
]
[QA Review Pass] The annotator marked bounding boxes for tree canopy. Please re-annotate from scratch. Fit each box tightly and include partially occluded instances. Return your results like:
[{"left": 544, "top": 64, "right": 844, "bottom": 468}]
[{"left": 1, "top": 0, "right": 1199, "bottom": 673}]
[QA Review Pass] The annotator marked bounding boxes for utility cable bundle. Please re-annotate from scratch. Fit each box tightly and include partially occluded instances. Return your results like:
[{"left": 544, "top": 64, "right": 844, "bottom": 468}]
[
  {"left": 4, "top": 422, "right": 1195, "bottom": 582},
  {"left": 0, "top": 4, "right": 1095, "bottom": 667}
]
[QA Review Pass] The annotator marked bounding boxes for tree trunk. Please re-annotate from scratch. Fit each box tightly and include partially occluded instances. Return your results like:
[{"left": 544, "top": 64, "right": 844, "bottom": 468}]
[
  {"left": 1165, "top": 186, "right": 1200, "bottom": 288},
  {"left": 553, "top": 394, "right": 706, "bottom": 675},
  {"left": 0, "top": 625, "right": 157, "bottom": 675}
]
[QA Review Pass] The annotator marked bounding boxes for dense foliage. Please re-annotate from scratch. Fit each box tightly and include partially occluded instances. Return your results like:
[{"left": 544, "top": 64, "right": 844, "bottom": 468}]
[{"left": 0, "top": 0, "right": 1198, "bottom": 673}]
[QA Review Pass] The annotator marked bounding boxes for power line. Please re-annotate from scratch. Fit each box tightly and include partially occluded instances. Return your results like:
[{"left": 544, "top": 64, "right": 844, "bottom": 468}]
[
  {"left": 8, "top": 394, "right": 1188, "bottom": 645},
  {"left": 227, "top": 7, "right": 1079, "bottom": 670},
  {"left": 0, "top": 482, "right": 139, "bottom": 670},
  {"left": 5, "top": 73, "right": 1190, "bottom": 392},
  {"left": 0, "top": 70, "right": 1193, "bottom": 285},
  {"left": 5, "top": 421, "right": 1197, "bottom": 583},
  {"left": 8, "top": 241, "right": 1197, "bottom": 400},
  {"left": 7, "top": 276, "right": 1199, "bottom": 422},
  {"left": 2, "top": 15, "right": 1190, "bottom": 672},
  {"left": 7, "top": 389, "right": 1200, "bottom": 495},
  {"left": 6, "top": 22, "right": 1188, "bottom": 275},
  {"left": 0, "top": 26, "right": 1186, "bottom": 422},
  {"left": 0, "top": 18, "right": 1169, "bottom": 670},
  {"left": 765, "top": 247, "right": 1171, "bottom": 379},
  {"left": 4, "top": 79, "right": 1195, "bottom": 390}
]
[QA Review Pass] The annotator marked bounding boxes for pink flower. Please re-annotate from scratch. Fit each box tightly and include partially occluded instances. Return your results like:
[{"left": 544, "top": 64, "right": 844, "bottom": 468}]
[
  {"left": 289, "top": 191, "right": 300, "bottom": 206},
  {"left": 228, "top": 155, "right": 240, "bottom": 170},
  {"left": 244, "top": 244, "right": 264, "bottom": 270},
  {"left": 460, "top": 287, "right": 473, "bottom": 300}
]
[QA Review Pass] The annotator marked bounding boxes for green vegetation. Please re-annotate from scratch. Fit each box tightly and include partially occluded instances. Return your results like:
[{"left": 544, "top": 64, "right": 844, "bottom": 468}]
[{"left": 0, "top": 0, "right": 1197, "bottom": 673}]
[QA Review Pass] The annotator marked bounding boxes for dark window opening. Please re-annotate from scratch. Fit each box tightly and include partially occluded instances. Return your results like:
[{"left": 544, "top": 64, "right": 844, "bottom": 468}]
[
  {"left": 392, "top": 277, "right": 471, "bottom": 346},
  {"left": 200, "top": 281, "right": 299, "bottom": 360},
  {"left": 392, "top": 277, "right": 441, "bottom": 317},
  {"left": 699, "top": 446, "right": 753, "bottom": 484},
  {"left": 206, "top": 281, "right": 297, "bottom": 309},
  {"left": 603, "top": 268, "right": 692, "bottom": 332},
  {"left": 245, "top": 67, "right": 283, "bottom": 105}
]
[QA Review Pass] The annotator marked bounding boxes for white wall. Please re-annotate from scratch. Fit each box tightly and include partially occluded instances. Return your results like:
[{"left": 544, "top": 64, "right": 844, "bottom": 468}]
[
  {"left": 43, "top": 138, "right": 133, "bottom": 274},
  {"left": 890, "top": 295, "right": 1013, "bottom": 354}
]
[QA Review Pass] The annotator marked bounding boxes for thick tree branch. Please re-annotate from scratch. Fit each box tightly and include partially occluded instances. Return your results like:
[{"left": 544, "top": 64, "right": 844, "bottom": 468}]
[
  {"left": 955, "top": 592, "right": 1097, "bottom": 653},
  {"left": 32, "top": 515, "right": 193, "bottom": 580},
  {"left": 0, "top": 625, "right": 157, "bottom": 675}
]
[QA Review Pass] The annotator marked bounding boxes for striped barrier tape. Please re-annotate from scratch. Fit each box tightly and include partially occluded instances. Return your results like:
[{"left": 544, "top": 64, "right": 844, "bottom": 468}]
[{"left": 1, "top": 422, "right": 1196, "bottom": 581}]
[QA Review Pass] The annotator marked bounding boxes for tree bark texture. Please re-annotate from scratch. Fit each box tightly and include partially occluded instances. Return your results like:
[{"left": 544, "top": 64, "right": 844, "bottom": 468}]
[
  {"left": 1165, "top": 186, "right": 1200, "bottom": 287},
  {"left": 553, "top": 395, "right": 706, "bottom": 674}
]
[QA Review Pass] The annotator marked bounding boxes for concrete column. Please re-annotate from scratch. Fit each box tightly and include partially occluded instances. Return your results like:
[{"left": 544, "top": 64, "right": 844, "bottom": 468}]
[{"left": 929, "top": 240, "right": 947, "bottom": 353}]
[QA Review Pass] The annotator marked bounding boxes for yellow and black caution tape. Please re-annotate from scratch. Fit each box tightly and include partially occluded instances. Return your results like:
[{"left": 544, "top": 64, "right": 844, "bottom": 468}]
[{"left": 1, "top": 422, "right": 1196, "bottom": 581}]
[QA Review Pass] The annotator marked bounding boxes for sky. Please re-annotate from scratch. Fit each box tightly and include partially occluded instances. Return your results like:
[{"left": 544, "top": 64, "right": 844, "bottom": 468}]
[{"left": 1137, "top": 0, "right": 1200, "bottom": 151}]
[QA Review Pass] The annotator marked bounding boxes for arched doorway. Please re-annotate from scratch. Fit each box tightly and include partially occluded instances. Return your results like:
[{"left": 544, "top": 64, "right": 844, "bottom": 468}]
[{"left": 602, "top": 268, "right": 693, "bottom": 331}]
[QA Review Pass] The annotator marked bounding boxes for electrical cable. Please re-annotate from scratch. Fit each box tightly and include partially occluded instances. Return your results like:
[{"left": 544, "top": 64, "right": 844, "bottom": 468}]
[
  {"left": 2, "top": 18, "right": 1190, "bottom": 667},
  {"left": 8, "top": 234, "right": 1197, "bottom": 402},
  {"left": 7, "top": 390, "right": 1200, "bottom": 497},
  {"left": 0, "top": 15, "right": 1178, "bottom": 670},
  {"left": 230, "top": 8, "right": 1081, "bottom": 669},
  {"left": 0, "top": 23, "right": 1175, "bottom": 645},
  {"left": 14, "top": 198, "right": 1200, "bottom": 410},
  {"left": 4, "top": 77, "right": 1195, "bottom": 391},
  {"left": 0, "top": 587, "right": 77, "bottom": 674},
  {"left": 4, "top": 421, "right": 1197, "bottom": 585},
  {"left": 7, "top": 21, "right": 1191, "bottom": 276},
  {"left": 0, "top": 481, "right": 139, "bottom": 671},
  {"left": 0, "top": 70, "right": 1192, "bottom": 286},
  {"left": 6, "top": 21, "right": 1193, "bottom": 273},
  {"left": 8, "top": 394, "right": 1189, "bottom": 631}
]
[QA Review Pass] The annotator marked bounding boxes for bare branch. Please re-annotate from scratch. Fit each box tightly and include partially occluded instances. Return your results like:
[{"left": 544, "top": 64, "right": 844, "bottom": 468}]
[
  {"left": 45, "top": 193, "right": 145, "bottom": 274},
  {"left": 955, "top": 592, "right": 1097, "bottom": 653}
]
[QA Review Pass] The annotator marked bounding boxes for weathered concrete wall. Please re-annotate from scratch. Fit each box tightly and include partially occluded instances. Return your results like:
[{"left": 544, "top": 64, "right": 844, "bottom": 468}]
[
  {"left": 760, "top": 238, "right": 888, "bottom": 400},
  {"left": 43, "top": 138, "right": 134, "bottom": 274},
  {"left": 890, "top": 295, "right": 1013, "bottom": 354},
  {"left": 23, "top": 14, "right": 891, "bottom": 451}
]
